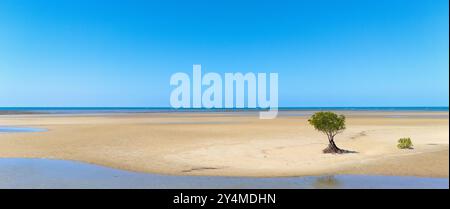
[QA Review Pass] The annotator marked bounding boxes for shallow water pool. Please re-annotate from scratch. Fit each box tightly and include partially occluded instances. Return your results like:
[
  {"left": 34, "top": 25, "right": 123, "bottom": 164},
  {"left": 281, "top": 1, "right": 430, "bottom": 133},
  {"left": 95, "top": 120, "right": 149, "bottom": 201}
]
[
  {"left": 0, "top": 158, "right": 447, "bottom": 189},
  {"left": 0, "top": 126, "right": 47, "bottom": 133}
]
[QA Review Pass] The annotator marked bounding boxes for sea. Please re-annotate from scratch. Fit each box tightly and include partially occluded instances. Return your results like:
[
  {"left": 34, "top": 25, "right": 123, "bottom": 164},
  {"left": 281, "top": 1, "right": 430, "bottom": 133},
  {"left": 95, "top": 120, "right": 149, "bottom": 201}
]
[{"left": 0, "top": 107, "right": 448, "bottom": 114}]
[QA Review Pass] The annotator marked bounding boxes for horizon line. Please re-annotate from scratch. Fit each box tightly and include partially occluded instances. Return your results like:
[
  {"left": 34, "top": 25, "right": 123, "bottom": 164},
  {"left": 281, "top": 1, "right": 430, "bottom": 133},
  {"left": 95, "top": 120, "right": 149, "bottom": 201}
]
[{"left": 0, "top": 106, "right": 448, "bottom": 109}]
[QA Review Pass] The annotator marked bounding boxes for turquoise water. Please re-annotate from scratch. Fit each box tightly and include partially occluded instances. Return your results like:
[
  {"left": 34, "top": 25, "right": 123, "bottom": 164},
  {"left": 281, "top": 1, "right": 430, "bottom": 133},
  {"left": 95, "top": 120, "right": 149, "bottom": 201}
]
[
  {"left": 0, "top": 107, "right": 448, "bottom": 114},
  {"left": 0, "top": 158, "right": 447, "bottom": 189}
]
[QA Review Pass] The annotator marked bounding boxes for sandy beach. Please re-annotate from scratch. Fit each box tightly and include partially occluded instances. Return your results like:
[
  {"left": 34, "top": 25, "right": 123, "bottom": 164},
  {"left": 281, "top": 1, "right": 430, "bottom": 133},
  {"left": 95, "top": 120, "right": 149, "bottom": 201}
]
[{"left": 0, "top": 111, "right": 448, "bottom": 178}]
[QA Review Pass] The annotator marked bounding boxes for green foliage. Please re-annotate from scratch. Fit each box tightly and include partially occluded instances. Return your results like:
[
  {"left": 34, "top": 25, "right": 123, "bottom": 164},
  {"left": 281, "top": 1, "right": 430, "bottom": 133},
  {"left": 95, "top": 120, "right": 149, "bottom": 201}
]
[
  {"left": 308, "top": 112, "right": 346, "bottom": 137},
  {"left": 397, "top": 137, "right": 413, "bottom": 149}
]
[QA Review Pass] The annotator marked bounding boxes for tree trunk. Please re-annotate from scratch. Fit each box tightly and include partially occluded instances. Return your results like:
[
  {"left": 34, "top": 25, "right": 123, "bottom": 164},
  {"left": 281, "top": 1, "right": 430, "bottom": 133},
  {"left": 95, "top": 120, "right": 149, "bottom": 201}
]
[{"left": 323, "top": 138, "right": 347, "bottom": 154}]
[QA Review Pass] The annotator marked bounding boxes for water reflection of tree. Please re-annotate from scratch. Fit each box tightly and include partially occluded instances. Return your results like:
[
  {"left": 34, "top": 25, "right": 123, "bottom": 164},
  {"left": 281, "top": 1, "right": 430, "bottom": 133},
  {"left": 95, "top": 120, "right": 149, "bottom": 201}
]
[{"left": 313, "top": 176, "right": 341, "bottom": 189}]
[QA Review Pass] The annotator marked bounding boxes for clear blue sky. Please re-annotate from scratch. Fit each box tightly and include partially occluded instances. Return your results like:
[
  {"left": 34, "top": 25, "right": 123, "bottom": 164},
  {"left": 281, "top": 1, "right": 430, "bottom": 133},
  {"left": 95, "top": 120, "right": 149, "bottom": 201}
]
[{"left": 0, "top": 0, "right": 448, "bottom": 107}]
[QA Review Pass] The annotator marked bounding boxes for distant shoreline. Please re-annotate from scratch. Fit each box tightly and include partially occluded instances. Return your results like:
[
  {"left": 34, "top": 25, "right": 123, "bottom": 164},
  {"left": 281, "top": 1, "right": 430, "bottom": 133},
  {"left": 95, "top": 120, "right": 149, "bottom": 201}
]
[{"left": 0, "top": 107, "right": 448, "bottom": 115}]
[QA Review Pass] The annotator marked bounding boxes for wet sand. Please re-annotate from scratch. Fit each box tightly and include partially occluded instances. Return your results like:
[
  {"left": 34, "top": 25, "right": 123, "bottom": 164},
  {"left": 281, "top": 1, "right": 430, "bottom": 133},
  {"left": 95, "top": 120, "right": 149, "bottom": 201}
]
[{"left": 0, "top": 111, "right": 448, "bottom": 177}]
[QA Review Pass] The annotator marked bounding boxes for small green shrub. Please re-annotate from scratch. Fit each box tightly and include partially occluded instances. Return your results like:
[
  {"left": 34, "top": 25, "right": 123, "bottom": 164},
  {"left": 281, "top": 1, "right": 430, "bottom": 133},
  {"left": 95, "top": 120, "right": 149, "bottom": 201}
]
[{"left": 397, "top": 137, "right": 413, "bottom": 149}]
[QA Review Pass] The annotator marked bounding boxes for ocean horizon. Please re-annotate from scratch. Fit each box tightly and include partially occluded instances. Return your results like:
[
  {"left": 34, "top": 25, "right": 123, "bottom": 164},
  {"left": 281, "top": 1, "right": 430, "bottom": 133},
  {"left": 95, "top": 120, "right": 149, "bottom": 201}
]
[{"left": 0, "top": 106, "right": 448, "bottom": 114}]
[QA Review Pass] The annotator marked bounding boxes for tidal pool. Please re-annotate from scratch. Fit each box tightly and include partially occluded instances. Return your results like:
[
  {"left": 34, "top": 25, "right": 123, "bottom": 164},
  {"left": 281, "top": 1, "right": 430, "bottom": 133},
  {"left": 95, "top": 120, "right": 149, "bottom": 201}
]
[
  {"left": 0, "top": 158, "right": 447, "bottom": 189},
  {"left": 0, "top": 126, "right": 47, "bottom": 133}
]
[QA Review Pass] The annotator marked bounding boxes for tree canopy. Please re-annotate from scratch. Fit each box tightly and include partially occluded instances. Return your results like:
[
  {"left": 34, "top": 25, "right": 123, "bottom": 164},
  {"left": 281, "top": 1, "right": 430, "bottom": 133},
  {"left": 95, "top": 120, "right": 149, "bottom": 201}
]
[{"left": 308, "top": 111, "right": 346, "bottom": 139}]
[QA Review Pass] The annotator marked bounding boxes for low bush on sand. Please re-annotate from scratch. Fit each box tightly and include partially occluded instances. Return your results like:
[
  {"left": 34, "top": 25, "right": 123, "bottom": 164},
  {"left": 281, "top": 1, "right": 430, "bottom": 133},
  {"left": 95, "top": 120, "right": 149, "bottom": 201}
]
[{"left": 397, "top": 137, "right": 413, "bottom": 149}]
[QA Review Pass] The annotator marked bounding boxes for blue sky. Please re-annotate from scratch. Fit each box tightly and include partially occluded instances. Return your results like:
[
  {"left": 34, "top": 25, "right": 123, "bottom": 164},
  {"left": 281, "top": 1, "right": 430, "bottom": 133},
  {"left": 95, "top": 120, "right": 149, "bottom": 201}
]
[{"left": 0, "top": 0, "right": 448, "bottom": 107}]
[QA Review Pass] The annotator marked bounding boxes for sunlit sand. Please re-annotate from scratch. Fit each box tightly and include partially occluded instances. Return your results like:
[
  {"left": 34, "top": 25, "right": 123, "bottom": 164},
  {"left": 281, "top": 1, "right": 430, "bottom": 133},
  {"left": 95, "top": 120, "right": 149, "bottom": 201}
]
[{"left": 0, "top": 111, "right": 448, "bottom": 178}]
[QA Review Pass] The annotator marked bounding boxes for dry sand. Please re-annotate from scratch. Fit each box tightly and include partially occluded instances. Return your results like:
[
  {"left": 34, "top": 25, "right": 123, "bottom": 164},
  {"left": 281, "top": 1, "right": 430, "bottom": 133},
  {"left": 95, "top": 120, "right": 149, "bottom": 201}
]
[{"left": 0, "top": 111, "right": 448, "bottom": 177}]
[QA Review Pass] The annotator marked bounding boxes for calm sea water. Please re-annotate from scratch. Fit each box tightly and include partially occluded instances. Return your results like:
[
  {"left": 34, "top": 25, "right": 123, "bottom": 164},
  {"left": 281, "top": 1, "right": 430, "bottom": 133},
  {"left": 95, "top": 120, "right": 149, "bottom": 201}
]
[
  {"left": 0, "top": 107, "right": 448, "bottom": 114},
  {"left": 0, "top": 158, "right": 447, "bottom": 189}
]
